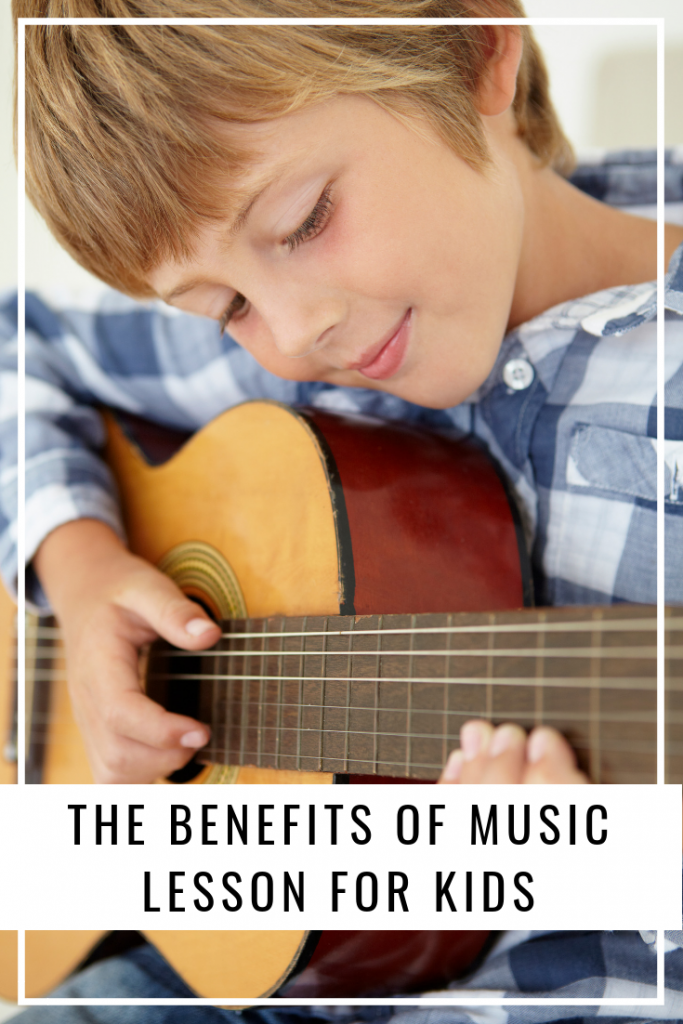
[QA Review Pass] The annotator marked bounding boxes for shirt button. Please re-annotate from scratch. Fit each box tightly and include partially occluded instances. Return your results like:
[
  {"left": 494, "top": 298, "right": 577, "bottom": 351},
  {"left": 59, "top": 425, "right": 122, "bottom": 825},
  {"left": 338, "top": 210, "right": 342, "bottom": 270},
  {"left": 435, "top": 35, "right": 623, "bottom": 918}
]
[{"left": 503, "top": 358, "right": 535, "bottom": 390}]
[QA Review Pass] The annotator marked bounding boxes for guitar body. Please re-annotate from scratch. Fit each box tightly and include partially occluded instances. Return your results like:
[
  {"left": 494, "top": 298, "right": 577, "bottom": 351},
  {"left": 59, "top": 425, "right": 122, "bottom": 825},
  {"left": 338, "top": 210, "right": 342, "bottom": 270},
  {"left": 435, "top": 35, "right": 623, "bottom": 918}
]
[
  {"left": 110, "top": 401, "right": 523, "bottom": 998},
  {"left": 24, "top": 402, "right": 526, "bottom": 999}
]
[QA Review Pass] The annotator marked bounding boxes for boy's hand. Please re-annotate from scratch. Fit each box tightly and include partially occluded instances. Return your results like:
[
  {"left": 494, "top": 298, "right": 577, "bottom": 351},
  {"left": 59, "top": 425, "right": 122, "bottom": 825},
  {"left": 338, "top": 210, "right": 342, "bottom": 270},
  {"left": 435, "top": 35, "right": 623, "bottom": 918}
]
[
  {"left": 33, "top": 519, "right": 221, "bottom": 784},
  {"left": 438, "top": 720, "right": 589, "bottom": 785}
]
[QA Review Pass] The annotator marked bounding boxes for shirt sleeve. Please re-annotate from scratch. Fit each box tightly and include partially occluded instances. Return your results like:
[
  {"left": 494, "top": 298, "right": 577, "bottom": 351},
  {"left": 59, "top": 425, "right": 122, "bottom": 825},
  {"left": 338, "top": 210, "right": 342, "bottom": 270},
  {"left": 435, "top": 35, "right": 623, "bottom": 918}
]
[{"left": 0, "top": 287, "right": 313, "bottom": 610}]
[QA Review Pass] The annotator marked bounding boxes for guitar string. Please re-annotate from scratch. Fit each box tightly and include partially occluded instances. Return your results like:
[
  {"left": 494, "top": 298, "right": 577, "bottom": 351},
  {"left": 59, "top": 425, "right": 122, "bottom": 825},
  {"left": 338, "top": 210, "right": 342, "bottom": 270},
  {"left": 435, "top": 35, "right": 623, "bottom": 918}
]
[
  {"left": 200, "top": 697, "right": 663, "bottom": 734},
  {"left": 202, "top": 741, "right": 660, "bottom": 761},
  {"left": 149, "top": 644, "right": 669, "bottom": 659},
  {"left": 144, "top": 671, "right": 662, "bottom": 690},
  {"left": 32, "top": 668, "right": 665, "bottom": 690},
  {"left": 195, "top": 748, "right": 662, "bottom": 773},
  {"left": 199, "top": 699, "right": 668, "bottom": 722},
  {"left": 222, "top": 618, "right": 678, "bottom": 639},
  {"left": 198, "top": 722, "right": 660, "bottom": 745},
  {"left": 27, "top": 705, "right": 674, "bottom": 725},
  {"left": 26, "top": 614, "right": 680, "bottom": 642}
]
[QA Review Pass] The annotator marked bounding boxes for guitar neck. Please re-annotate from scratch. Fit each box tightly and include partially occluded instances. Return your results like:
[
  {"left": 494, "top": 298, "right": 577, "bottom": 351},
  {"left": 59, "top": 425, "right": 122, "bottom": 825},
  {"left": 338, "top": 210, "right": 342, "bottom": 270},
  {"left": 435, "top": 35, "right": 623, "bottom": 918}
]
[{"left": 147, "top": 604, "right": 683, "bottom": 785}]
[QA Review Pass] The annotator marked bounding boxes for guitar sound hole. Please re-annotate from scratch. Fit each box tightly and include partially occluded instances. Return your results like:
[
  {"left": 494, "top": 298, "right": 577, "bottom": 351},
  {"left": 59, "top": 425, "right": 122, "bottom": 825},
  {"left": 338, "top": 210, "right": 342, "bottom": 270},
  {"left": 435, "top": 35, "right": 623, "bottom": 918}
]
[
  {"left": 163, "top": 649, "right": 204, "bottom": 783},
  {"left": 150, "top": 598, "right": 214, "bottom": 784}
]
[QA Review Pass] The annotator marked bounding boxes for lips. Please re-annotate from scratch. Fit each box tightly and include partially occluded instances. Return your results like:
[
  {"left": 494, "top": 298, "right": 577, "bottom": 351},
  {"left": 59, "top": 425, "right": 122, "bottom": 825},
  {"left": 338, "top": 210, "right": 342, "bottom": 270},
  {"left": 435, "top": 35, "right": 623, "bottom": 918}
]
[{"left": 350, "top": 309, "right": 412, "bottom": 381}]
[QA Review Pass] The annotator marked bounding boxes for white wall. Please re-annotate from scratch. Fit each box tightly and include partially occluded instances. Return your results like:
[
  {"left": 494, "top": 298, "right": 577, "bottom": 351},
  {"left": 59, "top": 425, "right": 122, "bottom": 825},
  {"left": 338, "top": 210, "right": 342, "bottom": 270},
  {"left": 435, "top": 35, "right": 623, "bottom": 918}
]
[{"left": 2, "top": 0, "right": 682, "bottom": 292}]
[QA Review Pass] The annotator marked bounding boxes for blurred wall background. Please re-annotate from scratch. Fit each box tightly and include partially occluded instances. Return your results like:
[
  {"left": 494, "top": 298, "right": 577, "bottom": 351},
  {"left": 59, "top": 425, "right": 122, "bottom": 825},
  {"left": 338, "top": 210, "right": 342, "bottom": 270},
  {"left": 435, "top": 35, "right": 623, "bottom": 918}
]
[{"left": 2, "top": 0, "right": 682, "bottom": 292}]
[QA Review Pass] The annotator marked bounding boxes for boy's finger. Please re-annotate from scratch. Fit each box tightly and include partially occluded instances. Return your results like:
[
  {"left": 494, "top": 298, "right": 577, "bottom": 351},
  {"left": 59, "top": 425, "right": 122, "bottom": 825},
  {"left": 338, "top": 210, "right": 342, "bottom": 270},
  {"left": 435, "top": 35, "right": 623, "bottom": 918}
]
[
  {"left": 476, "top": 723, "right": 527, "bottom": 783},
  {"left": 88, "top": 733, "right": 202, "bottom": 785},
  {"left": 115, "top": 565, "right": 222, "bottom": 649},
  {"left": 103, "top": 687, "right": 211, "bottom": 752},
  {"left": 453, "top": 719, "right": 494, "bottom": 782},
  {"left": 455, "top": 722, "right": 527, "bottom": 783},
  {"left": 523, "top": 726, "right": 589, "bottom": 784},
  {"left": 73, "top": 636, "right": 211, "bottom": 753}
]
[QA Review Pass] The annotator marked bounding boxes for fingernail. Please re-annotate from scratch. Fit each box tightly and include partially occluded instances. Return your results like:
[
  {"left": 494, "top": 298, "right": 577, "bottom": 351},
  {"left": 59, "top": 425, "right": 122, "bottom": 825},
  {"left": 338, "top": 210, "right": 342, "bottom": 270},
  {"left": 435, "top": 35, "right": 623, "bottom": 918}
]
[
  {"left": 460, "top": 721, "right": 485, "bottom": 761},
  {"left": 489, "top": 724, "right": 520, "bottom": 758},
  {"left": 186, "top": 618, "right": 216, "bottom": 637},
  {"left": 528, "top": 728, "right": 549, "bottom": 764},
  {"left": 441, "top": 750, "right": 463, "bottom": 783},
  {"left": 180, "top": 730, "right": 208, "bottom": 748}
]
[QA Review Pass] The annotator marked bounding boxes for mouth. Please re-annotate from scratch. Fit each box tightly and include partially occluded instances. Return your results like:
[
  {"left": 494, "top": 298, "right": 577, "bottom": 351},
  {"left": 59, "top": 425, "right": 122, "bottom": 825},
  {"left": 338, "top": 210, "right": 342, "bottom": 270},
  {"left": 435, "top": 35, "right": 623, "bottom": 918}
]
[{"left": 349, "top": 309, "right": 412, "bottom": 381}]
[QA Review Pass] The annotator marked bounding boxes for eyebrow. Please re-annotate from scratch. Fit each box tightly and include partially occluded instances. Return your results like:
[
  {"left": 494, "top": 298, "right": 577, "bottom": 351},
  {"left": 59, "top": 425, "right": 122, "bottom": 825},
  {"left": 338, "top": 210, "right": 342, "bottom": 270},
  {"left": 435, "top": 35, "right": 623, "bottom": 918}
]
[{"left": 161, "top": 174, "right": 279, "bottom": 304}]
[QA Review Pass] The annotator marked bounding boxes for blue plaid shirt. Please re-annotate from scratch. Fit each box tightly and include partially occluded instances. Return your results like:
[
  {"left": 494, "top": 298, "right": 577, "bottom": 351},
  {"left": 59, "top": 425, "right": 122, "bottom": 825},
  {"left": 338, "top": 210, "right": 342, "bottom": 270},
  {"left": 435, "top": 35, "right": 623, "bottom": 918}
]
[{"left": 1, "top": 152, "right": 683, "bottom": 1017}]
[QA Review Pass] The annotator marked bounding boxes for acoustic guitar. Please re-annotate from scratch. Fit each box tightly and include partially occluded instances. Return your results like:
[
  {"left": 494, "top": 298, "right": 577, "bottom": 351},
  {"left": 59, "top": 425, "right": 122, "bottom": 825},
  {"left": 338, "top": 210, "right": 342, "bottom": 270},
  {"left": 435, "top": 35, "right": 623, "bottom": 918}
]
[{"left": 5, "top": 401, "right": 682, "bottom": 1001}]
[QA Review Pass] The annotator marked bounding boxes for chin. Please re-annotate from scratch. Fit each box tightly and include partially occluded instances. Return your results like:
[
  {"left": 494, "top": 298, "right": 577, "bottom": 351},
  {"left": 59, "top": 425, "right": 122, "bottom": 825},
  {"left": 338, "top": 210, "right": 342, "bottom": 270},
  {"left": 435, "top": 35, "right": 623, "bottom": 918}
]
[{"left": 384, "top": 382, "right": 474, "bottom": 411}]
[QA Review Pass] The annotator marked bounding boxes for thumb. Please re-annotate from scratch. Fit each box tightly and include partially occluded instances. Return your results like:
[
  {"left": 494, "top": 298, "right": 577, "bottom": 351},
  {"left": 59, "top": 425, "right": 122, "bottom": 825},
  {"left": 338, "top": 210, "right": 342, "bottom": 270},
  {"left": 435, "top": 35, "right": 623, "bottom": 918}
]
[{"left": 116, "top": 562, "right": 223, "bottom": 650}]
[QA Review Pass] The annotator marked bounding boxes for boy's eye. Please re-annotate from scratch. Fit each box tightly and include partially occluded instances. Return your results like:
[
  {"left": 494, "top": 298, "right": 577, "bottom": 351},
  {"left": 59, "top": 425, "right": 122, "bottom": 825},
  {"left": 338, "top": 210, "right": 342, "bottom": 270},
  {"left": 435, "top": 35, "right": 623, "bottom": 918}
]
[
  {"left": 218, "top": 184, "right": 334, "bottom": 333},
  {"left": 284, "top": 184, "right": 334, "bottom": 253},
  {"left": 219, "top": 292, "right": 248, "bottom": 334}
]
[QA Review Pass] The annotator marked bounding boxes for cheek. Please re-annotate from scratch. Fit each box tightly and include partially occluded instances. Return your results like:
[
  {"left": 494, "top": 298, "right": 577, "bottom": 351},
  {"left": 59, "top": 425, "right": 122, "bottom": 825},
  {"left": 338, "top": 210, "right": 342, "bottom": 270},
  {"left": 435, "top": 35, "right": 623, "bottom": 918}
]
[{"left": 231, "top": 324, "right": 325, "bottom": 383}]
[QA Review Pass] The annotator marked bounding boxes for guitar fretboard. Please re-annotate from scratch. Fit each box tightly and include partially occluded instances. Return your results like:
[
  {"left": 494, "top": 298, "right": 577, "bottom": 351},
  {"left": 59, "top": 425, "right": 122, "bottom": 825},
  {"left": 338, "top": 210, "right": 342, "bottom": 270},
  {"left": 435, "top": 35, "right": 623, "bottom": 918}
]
[{"left": 147, "top": 605, "right": 683, "bottom": 784}]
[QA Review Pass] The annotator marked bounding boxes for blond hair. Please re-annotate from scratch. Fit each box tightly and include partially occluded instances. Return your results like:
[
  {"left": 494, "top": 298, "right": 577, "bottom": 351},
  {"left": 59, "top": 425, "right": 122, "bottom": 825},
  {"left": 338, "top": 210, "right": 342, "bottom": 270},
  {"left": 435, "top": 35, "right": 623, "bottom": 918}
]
[{"left": 15, "top": 0, "right": 573, "bottom": 297}]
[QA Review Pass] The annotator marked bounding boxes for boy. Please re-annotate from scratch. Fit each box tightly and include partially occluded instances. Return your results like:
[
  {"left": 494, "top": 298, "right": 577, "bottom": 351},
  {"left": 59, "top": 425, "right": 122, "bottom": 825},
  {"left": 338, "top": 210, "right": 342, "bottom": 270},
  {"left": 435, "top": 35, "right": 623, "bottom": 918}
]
[
  {"left": 7, "top": 0, "right": 683, "bottom": 787},
  {"left": 3, "top": 0, "right": 683, "bottom": 1015}
]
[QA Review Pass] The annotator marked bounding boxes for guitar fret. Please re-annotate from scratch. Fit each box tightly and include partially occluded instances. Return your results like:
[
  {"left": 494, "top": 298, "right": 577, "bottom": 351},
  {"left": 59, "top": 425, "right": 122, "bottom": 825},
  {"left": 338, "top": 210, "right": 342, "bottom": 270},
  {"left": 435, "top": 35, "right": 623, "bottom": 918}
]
[
  {"left": 257, "top": 622, "right": 266, "bottom": 767},
  {"left": 275, "top": 630, "right": 284, "bottom": 771},
  {"left": 444, "top": 610, "right": 454, "bottom": 765},
  {"left": 486, "top": 612, "right": 494, "bottom": 720},
  {"left": 296, "top": 618, "right": 305, "bottom": 772},
  {"left": 589, "top": 610, "right": 602, "bottom": 784},
  {"left": 534, "top": 610, "right": 546, "bottom": 728},
  {"left": 211, "top": 642, "right": 220, "bottom": 772},
  {"left": 406, "top": 616, "right": 415, "bottom": 778},
  {"left": 238, "top": 630, "right": 251, "bottom": 768},
  {"left": 320, "top": 618, "right": 328, "bottom": 772},
  {"left": 373, "top": 616, "right": 381, "bottom": 775},
  {"left": 344, "top": 629, "right": 352, "bottom": 775}
]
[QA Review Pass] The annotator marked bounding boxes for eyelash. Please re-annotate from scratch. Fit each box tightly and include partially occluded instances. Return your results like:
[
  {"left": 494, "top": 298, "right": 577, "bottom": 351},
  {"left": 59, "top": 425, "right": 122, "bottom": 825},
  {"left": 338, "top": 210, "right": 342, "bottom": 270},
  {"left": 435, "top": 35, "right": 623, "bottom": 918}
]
[
  {"left": 219, "top": 293, "right": 247, "bottom": 336},
  {"left": 284, "top": 183, "right": 334, "bottom": 253},
  {"left": 219, "top": 184, "right": 334, "bottom": 335}
]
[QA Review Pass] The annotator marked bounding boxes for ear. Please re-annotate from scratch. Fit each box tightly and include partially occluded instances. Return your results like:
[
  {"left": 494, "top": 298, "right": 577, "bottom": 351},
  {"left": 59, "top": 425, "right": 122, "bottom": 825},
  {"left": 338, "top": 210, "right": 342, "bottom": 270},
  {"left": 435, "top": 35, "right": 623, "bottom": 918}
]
[{"left": 474, "top": 26, "right": 524, "bottom": 118}]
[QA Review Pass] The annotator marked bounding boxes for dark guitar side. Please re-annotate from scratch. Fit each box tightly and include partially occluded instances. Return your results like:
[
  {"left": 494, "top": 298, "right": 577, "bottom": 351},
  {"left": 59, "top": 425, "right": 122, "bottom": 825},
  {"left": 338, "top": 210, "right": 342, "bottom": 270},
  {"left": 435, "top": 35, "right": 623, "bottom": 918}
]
[{"left": 302, "top": 407, "right": 531, "bottom": 616}]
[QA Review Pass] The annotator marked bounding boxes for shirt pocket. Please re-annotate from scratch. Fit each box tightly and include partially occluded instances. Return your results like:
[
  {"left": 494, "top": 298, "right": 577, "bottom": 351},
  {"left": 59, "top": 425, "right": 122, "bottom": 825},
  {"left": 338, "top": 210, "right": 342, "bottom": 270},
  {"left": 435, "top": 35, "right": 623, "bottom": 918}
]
[{"left": 566, "top": 424, "right": 658, "bottom": 502}]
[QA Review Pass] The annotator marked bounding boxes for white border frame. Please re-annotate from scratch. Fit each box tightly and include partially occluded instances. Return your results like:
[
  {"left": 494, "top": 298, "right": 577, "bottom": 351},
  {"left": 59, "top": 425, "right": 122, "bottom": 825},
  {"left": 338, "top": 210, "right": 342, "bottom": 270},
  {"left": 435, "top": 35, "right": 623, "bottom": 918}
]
[{"left": 16, "top": 13, "right": 667, "bottom": 1010}]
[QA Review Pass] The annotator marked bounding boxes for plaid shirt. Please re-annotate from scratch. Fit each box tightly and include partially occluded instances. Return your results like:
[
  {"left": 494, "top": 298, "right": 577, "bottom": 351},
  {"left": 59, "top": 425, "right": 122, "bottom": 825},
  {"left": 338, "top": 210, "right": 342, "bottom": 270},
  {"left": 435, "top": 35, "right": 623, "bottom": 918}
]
[{"left": 0, "top": 152, "right": 682, "bottom": 1016}]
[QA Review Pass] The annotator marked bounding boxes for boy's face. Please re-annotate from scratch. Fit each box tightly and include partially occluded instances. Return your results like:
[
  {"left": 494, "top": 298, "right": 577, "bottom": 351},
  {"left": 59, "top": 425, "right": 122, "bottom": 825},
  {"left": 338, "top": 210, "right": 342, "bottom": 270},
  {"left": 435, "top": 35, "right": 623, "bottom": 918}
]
[{"left": 151, "top": 95, "right": 525, "bottom": 409}]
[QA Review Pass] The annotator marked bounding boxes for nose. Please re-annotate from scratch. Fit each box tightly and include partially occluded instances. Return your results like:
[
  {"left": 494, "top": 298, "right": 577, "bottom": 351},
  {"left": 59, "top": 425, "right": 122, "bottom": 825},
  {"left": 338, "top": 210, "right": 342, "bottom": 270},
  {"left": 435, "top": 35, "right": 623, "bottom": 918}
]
[{"left": 256, "top": 279, "right": 343, "bottom": 360}]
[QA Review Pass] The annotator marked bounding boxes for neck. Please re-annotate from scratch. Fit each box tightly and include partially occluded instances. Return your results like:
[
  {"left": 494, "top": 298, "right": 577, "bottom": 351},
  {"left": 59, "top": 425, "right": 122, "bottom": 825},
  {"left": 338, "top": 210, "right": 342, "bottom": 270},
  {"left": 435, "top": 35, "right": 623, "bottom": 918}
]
[{"left": 507, "top": 145, "right": 683, "bottom": 331}]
